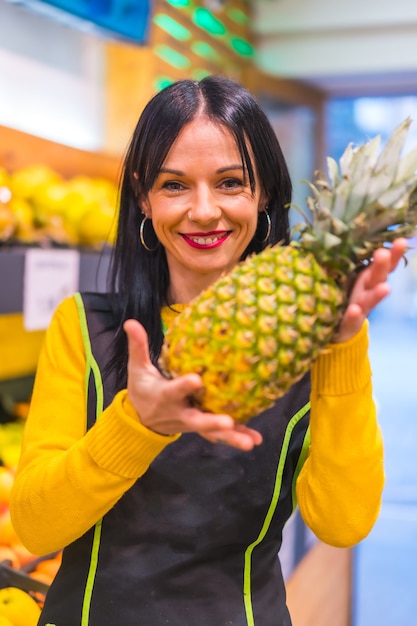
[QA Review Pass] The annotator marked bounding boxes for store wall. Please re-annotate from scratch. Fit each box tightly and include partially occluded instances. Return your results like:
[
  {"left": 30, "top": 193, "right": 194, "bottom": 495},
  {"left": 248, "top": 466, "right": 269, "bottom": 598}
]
[
  {"left": 0, "top": 0, "right": 105, "bottom": 150},
  {"left": 0, "top": 0, "right": 255, "bottom": 155},
  {"left": 252, "top": 0, "right": 417, "bottom": 89}
]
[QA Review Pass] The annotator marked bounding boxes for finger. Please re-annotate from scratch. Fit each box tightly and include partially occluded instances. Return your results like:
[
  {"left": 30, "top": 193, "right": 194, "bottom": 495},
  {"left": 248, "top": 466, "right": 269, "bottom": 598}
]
[
  {"left": 185, "top": 410, "right": 235, "bottom": 432},
  {"left": 336, "top": 296, "right": 382, "bottom": 342},
  {"left": 233, "top": 423, "right": 263, "bottom": 446},
  {"left": 203, "top": 428, "right": 262, "bottom": 451},
  {"left": 343, "top": 302, "right": 369, "bottom": 327},
  {"left": 364, "top": 249, "right": 392, "bottom": 289},
  {"left": 367, "top": 240, "right": 407, "bottom": 287},
  {"left": 203, "top": 423, "right": 263, "bottom": 448},
  {"left": 366, "top": 282, "right": 391, "bottom": 309},
  {"left": 168, "top": 372, "right": 206, "bottom": 399},
  {"left": 219, "top": 429, "right": 262, "bottom": 450},
  {"left": 334, "top": 303, "right": 363, "bottom": 342},
  {"left": 124, "top": 319, "right": 153, "bottom": 369},
  {"left": 390, "top": 238, "right": 408, "bottom": 270},
  {"left": 348, "top": 279, "right": 390, "bottom": 319}
]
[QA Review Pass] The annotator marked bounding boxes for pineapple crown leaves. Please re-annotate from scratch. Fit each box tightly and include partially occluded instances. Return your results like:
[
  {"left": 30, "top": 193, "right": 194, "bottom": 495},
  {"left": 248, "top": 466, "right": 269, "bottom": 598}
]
[{"left": 292, "top": 118, "right": 417, "bottom": 277}]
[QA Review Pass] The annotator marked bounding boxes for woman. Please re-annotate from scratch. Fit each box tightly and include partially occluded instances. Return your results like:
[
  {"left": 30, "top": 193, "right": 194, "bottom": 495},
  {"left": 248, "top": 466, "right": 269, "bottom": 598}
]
[{"left": 10, "top": 75, "right": 404, "bottom": 626}]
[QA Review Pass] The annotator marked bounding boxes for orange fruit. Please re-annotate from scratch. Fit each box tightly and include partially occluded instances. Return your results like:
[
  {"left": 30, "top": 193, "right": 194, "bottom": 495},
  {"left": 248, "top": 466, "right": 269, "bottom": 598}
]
[
  {"left": 35, "top": 554, "right": 61, "bottom": 579},
  {"left": 0, "top": 510, "right": 20, "bottom": 546},
  {"left": 0, "top": 468, "right": 14, "bottom": 508},
  {"left": 0, "top": 544, "right": 20, "bottom": 569},
  {"left": 30, "top": 569, "right": 52, "bottom": 586},
  {"left": 12, "top": 402, "right": 30, "bottom": 420}
]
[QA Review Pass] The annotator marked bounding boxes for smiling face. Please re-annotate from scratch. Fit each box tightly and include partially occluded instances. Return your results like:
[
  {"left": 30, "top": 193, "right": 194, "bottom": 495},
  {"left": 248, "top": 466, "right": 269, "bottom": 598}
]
[{"left": 140, "top": 116, "right": 266, "bottom": 304}]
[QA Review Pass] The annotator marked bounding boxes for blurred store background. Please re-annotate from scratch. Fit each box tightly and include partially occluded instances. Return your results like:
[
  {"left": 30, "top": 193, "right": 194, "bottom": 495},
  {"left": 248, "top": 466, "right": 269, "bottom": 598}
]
[{"left": 0, "top": 0, "right": 416, "bottom": 624}]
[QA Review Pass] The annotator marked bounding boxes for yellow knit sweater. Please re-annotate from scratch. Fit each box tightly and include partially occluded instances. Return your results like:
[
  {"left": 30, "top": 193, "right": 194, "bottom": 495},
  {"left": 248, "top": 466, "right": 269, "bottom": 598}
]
[{"left": 10, "top": 295, "right": 384, "bottom": 555}]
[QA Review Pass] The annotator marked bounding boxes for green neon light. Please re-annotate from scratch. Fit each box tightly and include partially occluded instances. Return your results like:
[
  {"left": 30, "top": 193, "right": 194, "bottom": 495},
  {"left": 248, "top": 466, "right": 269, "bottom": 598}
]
[
  {"left": 227, "top": 8, "right": 249, "bottom": 25},
  {"left": 230, "top": 37, "right": 254, "bottom": 57},
  {"left": 165, "top": 0, "right": 190, "bottom": 7},
  {"left": 193, "top": 8, "right": 226, "bottom": 36},
  {"left": 154, "top": 45, "right": 191, "bottom": 69},
  {"left": 155, "top": 77, "right": 175, "bottom": 91},
  {"left": 191, "top": 41, "right": 221, "bottom": 63},
  {"left": 153, "top": 14, "right": 192, "bottom": 41}
]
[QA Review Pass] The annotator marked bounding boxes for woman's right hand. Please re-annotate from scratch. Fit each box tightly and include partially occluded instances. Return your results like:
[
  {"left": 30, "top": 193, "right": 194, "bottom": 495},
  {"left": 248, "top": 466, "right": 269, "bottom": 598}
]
[{"left": 124, "top": 320, "right": 262, "bottom": 451}]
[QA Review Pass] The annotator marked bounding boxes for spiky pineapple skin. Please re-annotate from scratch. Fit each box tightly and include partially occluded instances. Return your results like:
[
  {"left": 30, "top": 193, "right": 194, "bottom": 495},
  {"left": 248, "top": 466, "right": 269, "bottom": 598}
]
[{"left": 159, "top": 245, "right": 345, "bottom": 423}]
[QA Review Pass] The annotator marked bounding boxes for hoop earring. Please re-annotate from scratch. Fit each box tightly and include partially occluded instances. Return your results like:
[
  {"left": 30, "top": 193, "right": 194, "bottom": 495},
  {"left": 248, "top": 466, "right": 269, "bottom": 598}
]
[
  {"left": 139, "top": 216, "right": 159, "bottom": 252},
  {"left": 257, "top": 208, "right": 271, "bottom": 244}
]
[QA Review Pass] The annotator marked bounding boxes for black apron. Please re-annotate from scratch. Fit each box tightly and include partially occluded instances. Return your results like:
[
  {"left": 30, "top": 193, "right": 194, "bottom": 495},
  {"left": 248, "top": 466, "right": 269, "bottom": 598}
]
[{"left": 38, "top": 292, "right": 311, "bottom": 626}]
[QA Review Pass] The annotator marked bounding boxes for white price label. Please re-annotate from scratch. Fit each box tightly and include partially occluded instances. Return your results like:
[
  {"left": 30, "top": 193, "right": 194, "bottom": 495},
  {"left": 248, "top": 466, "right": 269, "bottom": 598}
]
[{"left": 23, "top": 248, "right": 80, "bottom": 331}]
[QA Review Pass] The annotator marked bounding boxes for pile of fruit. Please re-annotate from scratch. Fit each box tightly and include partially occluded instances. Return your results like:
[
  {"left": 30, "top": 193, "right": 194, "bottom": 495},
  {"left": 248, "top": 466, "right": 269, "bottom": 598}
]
[
  {"left": 0, "top": 411, "right": 62, "bottom": 624},
  {"left": 0, "top": 164, "right": 119, "bottom": 249}
]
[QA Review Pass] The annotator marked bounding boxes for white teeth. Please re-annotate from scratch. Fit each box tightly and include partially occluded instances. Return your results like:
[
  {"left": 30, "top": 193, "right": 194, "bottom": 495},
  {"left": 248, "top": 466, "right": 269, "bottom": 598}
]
[{"left": 190, "top": 236, "right": 220, "bottom": 245}]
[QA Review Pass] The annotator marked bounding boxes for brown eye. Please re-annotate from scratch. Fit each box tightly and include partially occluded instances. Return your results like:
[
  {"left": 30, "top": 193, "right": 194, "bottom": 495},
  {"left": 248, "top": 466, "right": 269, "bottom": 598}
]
[
  {"left": 163, "top": 181, "right": 183, "bottom": 191},
  {"left": 222, "top": 178, "right": 243, "bottom": 189}
]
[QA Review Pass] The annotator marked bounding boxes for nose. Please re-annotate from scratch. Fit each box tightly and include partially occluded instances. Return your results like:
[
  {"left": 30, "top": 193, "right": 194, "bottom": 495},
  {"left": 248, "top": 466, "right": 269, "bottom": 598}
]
[{"left": 188, "top": 187, "right": 221, "bottom": 225}]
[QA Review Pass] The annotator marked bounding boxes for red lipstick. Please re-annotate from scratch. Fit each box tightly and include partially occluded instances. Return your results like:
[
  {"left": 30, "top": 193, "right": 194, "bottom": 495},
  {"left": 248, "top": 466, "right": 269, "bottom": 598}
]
[{"left": 181, "top": 231, "right": 230, "bottom": 249}]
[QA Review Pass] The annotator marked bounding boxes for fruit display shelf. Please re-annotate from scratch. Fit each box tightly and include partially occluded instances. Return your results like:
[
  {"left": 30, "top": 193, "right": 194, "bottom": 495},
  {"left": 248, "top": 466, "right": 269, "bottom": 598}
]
[
  {"left": 0, "top": 124, "right": 119, "bottom": 385},
  {"left": 0, "top": 244, "right": 110, "bottom": 314},
  {"left": 0, "top": 244, "right": 111, "bottom": 386}
]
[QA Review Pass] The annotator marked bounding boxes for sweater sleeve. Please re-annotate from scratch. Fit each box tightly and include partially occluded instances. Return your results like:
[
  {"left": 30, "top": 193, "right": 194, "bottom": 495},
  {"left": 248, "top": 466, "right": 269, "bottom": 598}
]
[
  {"left": 10, "top": 296, "right": 180, "bottom": 556},
  {"left": 296, "top": 321, "right": 384, "bottom": 547}
]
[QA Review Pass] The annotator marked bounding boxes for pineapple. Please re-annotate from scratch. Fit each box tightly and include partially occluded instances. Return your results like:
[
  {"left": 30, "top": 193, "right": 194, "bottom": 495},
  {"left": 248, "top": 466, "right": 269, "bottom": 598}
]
[{"left": 159, "top": 119, "right": 417, "bottom": 422}]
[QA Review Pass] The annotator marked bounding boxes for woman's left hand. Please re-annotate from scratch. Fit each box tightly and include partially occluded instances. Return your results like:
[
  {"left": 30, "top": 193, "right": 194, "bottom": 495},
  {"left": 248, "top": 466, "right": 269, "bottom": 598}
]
[{"left": 333, "top": 238, "right": 408, "bottom": 343}]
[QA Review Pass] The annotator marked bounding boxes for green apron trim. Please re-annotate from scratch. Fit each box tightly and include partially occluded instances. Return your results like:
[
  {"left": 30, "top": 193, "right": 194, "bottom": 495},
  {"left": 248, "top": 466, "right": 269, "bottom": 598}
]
[
  {"left": 243, "top": 401, "right": 310, "bottom": 625},
  {"left": 74, "top": 293, "right": 105, "bottom": 626},
  {"left": 291, "top": 405, "right": 311, "bottom": 512}
]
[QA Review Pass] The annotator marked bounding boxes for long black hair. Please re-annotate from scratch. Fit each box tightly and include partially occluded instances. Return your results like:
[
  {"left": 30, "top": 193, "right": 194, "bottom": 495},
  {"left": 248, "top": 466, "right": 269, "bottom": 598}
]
[{"left": 107, "top": 74, "right": 292, "bottom": 389}]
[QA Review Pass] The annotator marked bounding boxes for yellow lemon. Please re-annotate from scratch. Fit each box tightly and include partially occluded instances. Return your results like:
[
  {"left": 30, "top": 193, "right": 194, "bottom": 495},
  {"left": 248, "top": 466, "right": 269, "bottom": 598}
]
[
  {"left": 32, "top": 181, "right": 70, "bottom": 221},
  {"left": 90, "top": 177, "right": 119, "bottom": 205},
  {"left": 77, "top": 204, "right": 118, "bottom": 248},
  {"left": 61, "top": 178, "right": 100, "bottom": 228},
  {"left": 0, "top": 587, "right": 41, "bottom": 626},
  {"left": 9, "top": 197, "right": 34, "bottom": 230},
  {"left": 10, "top": 165, "right": 61, "bottom": 201},
  {"left": 59, "top": 195, "right": 89, "bottom": 232}
]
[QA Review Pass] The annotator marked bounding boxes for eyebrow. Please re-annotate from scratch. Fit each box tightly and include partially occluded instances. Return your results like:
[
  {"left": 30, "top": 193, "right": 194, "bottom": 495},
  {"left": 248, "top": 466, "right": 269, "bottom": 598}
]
[{"left": 159, "top": 165, "right": 244, "bottom": 176}]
